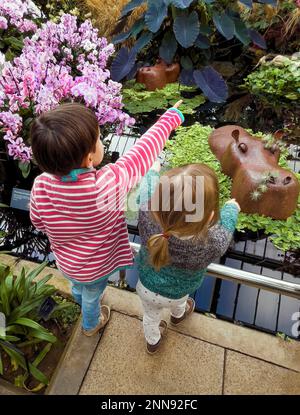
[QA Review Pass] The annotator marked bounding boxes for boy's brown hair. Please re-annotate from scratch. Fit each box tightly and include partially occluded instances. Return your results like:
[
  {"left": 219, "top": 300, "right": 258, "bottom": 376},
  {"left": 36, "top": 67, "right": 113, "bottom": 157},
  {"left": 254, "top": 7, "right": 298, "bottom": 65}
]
[
  {"left": 147, "top": 164, "right": 220, "bottom": 271},
  {"left": 30, "top": 103, "right": 99, "bottom": 176}
]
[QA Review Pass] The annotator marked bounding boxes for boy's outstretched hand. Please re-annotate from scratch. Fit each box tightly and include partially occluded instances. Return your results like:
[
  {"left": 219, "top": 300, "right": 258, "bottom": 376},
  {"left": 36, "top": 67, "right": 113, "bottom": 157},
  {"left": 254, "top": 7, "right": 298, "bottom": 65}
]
[{"left": 173, "top": 100, "right": 183, "bottom": 109}]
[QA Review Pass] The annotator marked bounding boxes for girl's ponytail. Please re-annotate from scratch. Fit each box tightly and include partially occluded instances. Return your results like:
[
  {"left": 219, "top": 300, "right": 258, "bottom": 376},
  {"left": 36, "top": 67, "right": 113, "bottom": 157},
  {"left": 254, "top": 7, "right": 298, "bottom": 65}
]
[
  {"left": 147, "top": 233, "right": 170, "bottom": 271},
  {"left": 146, "top": 163, "right": 219, "bottom": 272}
]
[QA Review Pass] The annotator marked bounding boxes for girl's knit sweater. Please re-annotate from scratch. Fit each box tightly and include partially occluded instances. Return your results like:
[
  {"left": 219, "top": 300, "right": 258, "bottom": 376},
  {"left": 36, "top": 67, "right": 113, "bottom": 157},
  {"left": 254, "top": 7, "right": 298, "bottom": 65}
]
[{"left": 137, "top": 170, "right": 239, "bottom": 299}]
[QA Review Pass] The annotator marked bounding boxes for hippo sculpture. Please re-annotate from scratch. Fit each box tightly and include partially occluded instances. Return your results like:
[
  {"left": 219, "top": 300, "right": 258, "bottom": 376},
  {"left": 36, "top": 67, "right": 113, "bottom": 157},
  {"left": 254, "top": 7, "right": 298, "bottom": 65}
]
[
  {"left": 209, "top": 125, "right": 299, "bottom": 220},
  {"left": 136, "top": 59, "right": 180, "bottom": 91}
]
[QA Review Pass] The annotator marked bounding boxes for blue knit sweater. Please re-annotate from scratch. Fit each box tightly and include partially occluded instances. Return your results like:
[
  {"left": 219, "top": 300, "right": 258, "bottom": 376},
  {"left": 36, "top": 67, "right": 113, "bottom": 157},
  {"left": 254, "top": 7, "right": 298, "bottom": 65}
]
[{"left": 136, "top": 170, "right": 239, "bottom": 299}]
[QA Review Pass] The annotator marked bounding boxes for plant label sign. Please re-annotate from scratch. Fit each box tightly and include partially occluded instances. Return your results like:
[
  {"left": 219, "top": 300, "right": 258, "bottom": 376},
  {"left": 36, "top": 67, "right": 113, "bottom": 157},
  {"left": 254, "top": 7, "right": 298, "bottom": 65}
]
[
  {"left": 10, "top": 188, "right": 31, "bottom": 211},
  {"left": 38, "top": 297, "right": 57, "bottom": 321},
  {"left": 0, "top": 312, "right": 5, "bottom": 337}
]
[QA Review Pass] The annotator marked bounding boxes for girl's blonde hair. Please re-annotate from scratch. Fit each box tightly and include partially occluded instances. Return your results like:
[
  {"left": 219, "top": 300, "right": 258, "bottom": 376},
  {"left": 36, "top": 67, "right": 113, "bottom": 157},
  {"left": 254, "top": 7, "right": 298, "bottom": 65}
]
[{"left": 147, "top": 164, "right": 219, "bottom": 271}]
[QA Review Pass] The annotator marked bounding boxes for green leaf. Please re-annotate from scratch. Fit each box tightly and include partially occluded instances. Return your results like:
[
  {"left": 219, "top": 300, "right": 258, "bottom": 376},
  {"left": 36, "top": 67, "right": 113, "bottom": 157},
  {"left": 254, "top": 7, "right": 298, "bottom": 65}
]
[
  {"left": 27, "top": 328, "right": 57, "bottom": 344},
  {"left": 26, "top": 262, "right": 48, "bottom": 284},
  {"left": 1, "top": 344, "right": 27, "bottom": 372},
  {"left": 33, "top": 343, "right": 52, "bottom": 368},
  {"left": 14, "top": 317, "right": 47, "bottom": 331},
  {"left": 0, "top": 351, "right": 3, "bottom": 375},
  {"left": 28, "top": 363, "right": 49, "bottom": 385},
  {"left": 4, "top": 36, "right": 24, "bottom": 51},
  {"left": 18, "top": 161, "right": 31, "bottom": 179},
  {"left": 0, "top": 276, "right": 10, "bottom": 315}
]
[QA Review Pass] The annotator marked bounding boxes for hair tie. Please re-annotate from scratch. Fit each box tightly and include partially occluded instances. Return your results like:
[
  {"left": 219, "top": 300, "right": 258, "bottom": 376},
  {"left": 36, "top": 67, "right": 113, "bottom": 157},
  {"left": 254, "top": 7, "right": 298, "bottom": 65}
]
[{"left": 162, "top": 233, "right": 169, "bottom": 240}]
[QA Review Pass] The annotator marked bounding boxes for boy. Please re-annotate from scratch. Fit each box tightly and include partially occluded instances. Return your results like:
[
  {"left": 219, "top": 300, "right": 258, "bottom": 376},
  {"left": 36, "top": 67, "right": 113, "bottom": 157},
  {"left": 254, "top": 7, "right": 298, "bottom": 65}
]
[{"left": 30, "top": 101, "right": 184, "bottom": 336}]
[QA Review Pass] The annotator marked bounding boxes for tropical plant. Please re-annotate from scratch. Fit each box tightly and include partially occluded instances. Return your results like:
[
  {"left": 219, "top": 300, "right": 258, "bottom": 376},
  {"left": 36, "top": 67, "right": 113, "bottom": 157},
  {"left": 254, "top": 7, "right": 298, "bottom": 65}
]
[
  {"left": 50, "top": 294, "right": 81, "bottom": 330},
  {"left": 0, "top": 13, "right": 135, "bottom": 178},
  {"left": 244, "top": 53, "right": 300, "bottom": 108},
  {"left": 241, "top": 0, "right": 300, "bottom": 52},
  {"left": 110, "top": 0, "right": 275, "bottom": 102},
  {"left": 0, "top": 262, "right": 56, "bottom": 387},
  {"left": 122, "top": 80, "right": 205, "bottom": 114},
  {"left": 0, "top": 261, "right": 78, "bottom": 390},
  {"left": 165, "top": 123, "right": 300, "bottom": 252}
]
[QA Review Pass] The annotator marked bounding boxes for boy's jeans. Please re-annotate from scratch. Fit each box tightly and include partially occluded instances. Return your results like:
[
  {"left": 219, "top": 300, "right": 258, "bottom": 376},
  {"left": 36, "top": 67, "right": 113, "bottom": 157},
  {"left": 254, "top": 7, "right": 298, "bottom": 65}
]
[{"left": 71, "top": 277, "right": 109, "bottom": 331}]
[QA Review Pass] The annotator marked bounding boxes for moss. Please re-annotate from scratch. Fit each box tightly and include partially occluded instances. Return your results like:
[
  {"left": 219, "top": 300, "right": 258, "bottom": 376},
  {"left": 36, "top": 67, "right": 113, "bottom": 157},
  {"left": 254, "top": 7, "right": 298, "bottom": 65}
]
[{"left": 122, "top": 81, "right": 206, "bottom": 115}]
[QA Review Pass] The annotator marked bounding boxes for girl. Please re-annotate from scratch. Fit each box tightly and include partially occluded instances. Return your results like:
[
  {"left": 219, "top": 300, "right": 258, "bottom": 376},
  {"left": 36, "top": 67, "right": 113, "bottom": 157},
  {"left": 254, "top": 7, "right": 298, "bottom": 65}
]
[{"left": 136, "top": 163, "right": 240, "bottom": 353}]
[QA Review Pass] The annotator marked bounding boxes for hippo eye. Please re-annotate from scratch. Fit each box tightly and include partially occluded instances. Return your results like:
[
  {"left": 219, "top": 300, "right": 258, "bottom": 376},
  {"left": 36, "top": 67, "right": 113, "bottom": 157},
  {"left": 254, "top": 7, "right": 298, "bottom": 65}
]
[{"left": 238, "top": 143, "right": 248, "bottom": 153}]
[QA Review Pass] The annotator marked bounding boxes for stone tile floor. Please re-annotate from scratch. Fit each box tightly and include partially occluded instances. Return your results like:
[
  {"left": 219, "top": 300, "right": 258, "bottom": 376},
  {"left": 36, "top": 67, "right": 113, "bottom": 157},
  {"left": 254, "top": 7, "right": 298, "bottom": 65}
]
[{"left": 1, "top": 254, "right": 299, "bottom": 395}]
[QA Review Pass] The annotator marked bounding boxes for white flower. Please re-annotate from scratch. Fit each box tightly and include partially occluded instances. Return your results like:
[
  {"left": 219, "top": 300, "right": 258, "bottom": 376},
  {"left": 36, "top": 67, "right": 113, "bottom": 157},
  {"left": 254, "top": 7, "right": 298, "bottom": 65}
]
[
  {"left": 26, "top": 0, "right": 42, "bottom": 17},
  {"left": 82, "top": 40, "right": 96, "bottom": 52}
]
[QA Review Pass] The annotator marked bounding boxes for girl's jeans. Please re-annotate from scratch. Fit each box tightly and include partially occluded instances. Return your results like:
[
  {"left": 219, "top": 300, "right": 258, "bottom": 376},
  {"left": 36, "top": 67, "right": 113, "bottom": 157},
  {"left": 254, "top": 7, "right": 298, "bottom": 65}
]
[{"left": 70, "top": 277, "right": 109, "bottom": 331}]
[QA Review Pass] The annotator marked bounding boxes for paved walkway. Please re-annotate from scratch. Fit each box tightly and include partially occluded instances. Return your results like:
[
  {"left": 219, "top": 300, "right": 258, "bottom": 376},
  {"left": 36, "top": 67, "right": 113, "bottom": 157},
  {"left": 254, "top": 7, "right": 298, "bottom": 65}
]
[{"left": 1, "top": 254, "right": 300, "bottom": 395}]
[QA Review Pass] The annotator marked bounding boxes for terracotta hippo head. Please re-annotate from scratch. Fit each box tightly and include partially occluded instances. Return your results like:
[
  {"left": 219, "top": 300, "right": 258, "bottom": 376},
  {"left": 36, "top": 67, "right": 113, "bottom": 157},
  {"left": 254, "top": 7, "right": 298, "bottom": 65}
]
[
  {"left": 209, "top": 125, "right": 299, "bottom": 219},
  {"left": 136, "top": 59, "right": 180, "bottom": 91}
]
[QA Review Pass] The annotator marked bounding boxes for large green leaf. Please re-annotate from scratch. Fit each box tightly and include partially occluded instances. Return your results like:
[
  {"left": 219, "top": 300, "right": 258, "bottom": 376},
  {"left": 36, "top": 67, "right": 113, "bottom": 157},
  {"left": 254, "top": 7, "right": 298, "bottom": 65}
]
[
  {"left": 111, "top": 47, "right": 136, "bottom": 82},
  {"left": 0, "top": 334, "right": 20, "bottom": 342},
  {"left": 169, "top": 0, "right": 194, "bottom": 8},
  {"left": 233, "top": 18, "right": 250, "bottom": 45},
  {"left": 145, "top": 1, "right": 168, "bottom": 33},
  {"left": 29, "top": 273, "right": 54, "bottom": 297},
  {"left": 27, "top": 328, "right": 57, "bottom": 344},
  {"left": 132, "top": 31, "right": 153, "bottom": 53},
  {"left": 173, "top": 11, "right": 199, "bottom": 48},
  {"left": 18, "top": 161, "right": 31, "bottom": 179},
  {"left": 159, "top": 31, "right": 177, "bottom": 64},
  {"left": 15, "top": 268, "right": 26, "bottom": 303},
  {"left": 28, "top": 363, "right": 49, "bottom": 385},
  {"left": 194, "top": 66, "right": 228, "bottom": 103},
  {"left": 0, "top": 265, "right": 10, "bottom": 282},
  {"left": 1, "top": 344, "right": 27, "bottom": 372},
  {"left": 8, "top": 295, "right": 48, "bottom": 322},
  {"left": 25, "top": 262, "right": 48, "bottom": 287},
  {"left": 213, "top": 13, "right": 235, "bottom": 40},
  {"left": 0, "top": 276, "right": 10, "bottom": 316},
  {"left": 14, "top": 317, "right": 47, "bottom": 331}
]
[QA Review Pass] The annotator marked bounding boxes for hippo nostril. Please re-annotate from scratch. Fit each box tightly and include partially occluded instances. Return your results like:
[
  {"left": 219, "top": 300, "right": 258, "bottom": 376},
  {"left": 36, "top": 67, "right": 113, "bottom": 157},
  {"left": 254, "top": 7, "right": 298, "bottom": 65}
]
[
  {"left": 283, "top": 176, "right": 292, "bottom": 185},
  {"left": 238, "top": 143, "right": 248, "bottom": 153}
]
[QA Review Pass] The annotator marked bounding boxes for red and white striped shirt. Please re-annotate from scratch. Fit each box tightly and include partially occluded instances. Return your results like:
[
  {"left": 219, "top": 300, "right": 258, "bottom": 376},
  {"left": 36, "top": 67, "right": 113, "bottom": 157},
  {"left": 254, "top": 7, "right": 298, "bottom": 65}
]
[{"left": 30, "top": 109, "right": 183, "bottom": 283}]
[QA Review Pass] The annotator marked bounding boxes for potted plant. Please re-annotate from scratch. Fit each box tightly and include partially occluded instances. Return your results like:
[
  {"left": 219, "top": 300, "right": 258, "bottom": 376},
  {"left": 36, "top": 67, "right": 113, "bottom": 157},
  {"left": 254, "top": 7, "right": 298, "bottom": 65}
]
[
  {"left": 0, "top": 261, "right": 80, "bottom": 393},
  {"left": 110, "top": 0, "right": 276, "bottom": 103}
]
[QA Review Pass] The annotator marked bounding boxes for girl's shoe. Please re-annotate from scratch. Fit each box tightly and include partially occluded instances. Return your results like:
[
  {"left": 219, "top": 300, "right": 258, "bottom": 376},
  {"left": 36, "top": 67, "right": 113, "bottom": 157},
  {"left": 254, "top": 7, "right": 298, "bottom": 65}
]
[
  {"left": 83, "top": 305, "right": 111, "bottom": 337},
  {"left": 170, "top": 298, "right": 195, "bottom": 326},
  {"left": 146, "top": 320, "right": 167, "bottom": 354}
]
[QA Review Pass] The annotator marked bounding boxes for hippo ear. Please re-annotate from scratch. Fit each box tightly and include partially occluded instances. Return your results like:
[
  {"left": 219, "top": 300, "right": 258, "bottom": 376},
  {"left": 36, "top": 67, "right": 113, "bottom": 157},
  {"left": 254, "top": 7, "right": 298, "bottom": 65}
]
[
  {"left": 273, "top": 130, "right": 284, "bottom": 141},
  {"left": 231, "top": 129, "right": 240, "bottom": 142}
]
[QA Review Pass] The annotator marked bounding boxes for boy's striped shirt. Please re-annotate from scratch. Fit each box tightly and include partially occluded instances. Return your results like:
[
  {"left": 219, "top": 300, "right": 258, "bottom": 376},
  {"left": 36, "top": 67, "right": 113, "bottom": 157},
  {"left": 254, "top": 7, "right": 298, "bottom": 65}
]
[{"left": 30, "top": 109, "right": 183, "bottom": 283}]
